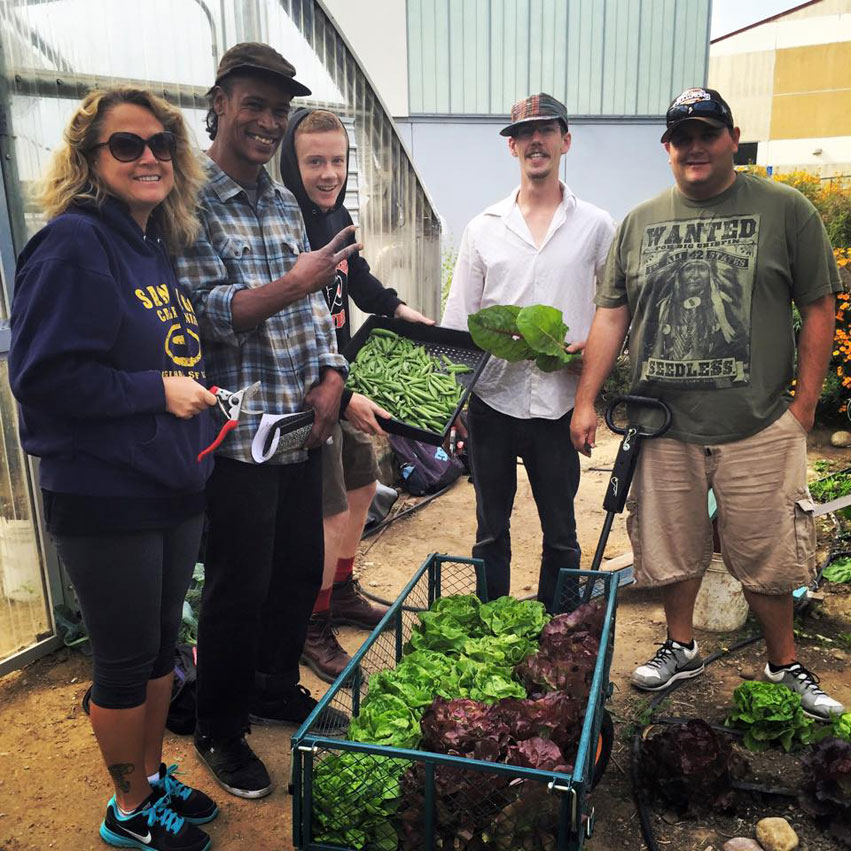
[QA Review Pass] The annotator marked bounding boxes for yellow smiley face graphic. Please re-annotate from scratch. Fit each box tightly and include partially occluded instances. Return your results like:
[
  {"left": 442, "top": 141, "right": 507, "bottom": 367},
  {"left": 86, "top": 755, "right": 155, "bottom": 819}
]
[{"left": 164, "top": 324, "right": 203, "bottom": 368}]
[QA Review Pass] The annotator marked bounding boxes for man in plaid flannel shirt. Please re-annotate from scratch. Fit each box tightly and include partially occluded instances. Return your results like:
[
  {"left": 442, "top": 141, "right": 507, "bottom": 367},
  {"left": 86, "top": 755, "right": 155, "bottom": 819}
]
[{"left": 175, "top": 43, "right": 358, "bottom": 800}]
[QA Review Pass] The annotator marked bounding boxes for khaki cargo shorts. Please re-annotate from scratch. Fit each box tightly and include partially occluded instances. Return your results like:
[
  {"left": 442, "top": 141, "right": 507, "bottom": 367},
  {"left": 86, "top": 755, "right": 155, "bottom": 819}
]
[
  {"left": 322, "top": 420, "right": 380, "bottom": 518},
  {"left": 626, "top": 409, "right": 816, "bottom": 594}
]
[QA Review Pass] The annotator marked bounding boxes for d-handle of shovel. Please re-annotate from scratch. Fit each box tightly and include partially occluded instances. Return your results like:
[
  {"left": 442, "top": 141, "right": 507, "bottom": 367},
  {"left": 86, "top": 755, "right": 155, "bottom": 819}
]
[
  {"left": 583, "top": 395, "right": 673, "bottom": 601},
  {"left": 604, "top": 394, "right": 672, "bottom": 439},
  {"left": 601, "top": 395, "right": 672, "bottom": 515}
]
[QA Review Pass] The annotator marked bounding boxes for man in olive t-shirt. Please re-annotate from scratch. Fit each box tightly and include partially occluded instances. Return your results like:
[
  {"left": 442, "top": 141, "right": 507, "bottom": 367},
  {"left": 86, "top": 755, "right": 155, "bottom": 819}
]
[{"left": 570, "top": 88, "right": 845, "bottom": 721}]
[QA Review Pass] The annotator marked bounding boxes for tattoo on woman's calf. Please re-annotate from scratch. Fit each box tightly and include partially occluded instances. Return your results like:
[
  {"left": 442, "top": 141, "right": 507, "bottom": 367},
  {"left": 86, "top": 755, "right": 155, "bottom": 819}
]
[{"left": 108, "top": 762, "right": 135, "bottom": 793}]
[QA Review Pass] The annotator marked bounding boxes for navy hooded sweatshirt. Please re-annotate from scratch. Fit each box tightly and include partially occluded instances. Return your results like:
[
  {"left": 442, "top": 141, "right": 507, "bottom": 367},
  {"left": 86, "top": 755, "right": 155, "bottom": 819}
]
[
  {"left": 10, "top": 198, "right": 214, "bottom": 531},
  {"left": 280, "top": 109, "right": 403, "bottom": 358}
]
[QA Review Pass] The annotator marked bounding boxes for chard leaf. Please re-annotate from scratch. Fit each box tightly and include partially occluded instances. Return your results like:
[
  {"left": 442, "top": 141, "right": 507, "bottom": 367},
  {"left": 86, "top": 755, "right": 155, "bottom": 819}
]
[
  {"left": 534, "top": 353, "right": 567, "bottom": 372},
  {"left": 515, "top": 305, "right": 572, "bottom": 359},
  {"left": 468, "top": 305, "right": 535, "bottom": 362}
]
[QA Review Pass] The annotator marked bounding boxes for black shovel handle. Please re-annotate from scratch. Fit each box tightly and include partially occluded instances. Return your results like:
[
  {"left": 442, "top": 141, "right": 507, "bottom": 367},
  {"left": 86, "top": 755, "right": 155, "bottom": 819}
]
[{"left": 604, "top": 394, "right": 672, "bottom": 438}]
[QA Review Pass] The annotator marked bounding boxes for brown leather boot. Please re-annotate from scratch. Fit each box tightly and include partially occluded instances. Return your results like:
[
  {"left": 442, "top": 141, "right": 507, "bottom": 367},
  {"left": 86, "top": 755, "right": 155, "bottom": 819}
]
[
  {"left": 300, "top": 612, "right": 351, "bottom": 683},
  {"left": 330, "top": 577, "right": 390, "bottom": 630}
]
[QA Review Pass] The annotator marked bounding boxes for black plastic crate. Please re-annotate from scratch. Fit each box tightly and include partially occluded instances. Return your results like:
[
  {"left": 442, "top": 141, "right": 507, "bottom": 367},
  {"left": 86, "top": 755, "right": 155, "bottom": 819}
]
[
  {"left": 343, "top": 316, "right": 490, "bottom": 446},
  {"left": 291, "top": 556, "right": 619, "bottom": 850}
]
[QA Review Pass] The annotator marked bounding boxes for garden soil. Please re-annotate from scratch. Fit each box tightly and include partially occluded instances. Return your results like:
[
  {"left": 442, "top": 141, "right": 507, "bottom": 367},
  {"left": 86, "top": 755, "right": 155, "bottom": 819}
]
[{"left": 0, "top": 427, "right": 849, "bottom": 851}]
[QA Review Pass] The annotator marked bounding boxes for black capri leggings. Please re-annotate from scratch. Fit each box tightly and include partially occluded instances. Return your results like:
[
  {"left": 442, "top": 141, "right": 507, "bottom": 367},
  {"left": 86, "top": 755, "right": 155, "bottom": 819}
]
[{"left": 53, "top": 514, "right": 204, "bottom": 709}]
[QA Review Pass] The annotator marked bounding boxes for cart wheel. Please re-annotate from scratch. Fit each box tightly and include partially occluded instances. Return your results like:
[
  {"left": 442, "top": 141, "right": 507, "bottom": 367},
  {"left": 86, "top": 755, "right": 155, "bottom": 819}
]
[{"left": 592, "top": 708, "right": 614, "bottom": 788}]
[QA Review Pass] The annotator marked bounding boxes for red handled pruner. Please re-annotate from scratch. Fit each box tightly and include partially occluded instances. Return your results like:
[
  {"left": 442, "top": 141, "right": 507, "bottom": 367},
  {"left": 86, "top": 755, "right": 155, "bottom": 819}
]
[{"left": 197, "top": 381, "right": 262, "bottom": 462}]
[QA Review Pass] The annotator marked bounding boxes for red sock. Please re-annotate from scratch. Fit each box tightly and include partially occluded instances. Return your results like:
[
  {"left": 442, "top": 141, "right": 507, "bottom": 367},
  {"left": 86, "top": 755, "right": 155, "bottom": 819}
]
[
  {"left": 312, "top": 586, "right": 332, "bottom": 615},
  {"left": 334, "top": 556, "right": 355, "bottom": 584}
]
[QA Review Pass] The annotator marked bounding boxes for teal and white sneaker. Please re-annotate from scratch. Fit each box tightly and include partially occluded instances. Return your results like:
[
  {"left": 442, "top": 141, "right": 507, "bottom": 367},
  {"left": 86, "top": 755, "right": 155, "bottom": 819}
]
[
  {"left": 630, "top": 638, "right": 705, "bottom": 691},
  {"left": 151, "top": 763, "right": 218, "bottom": 824},
  {"left": 99, "top": 792, "right": 211, "bottom": 851},
  {"left": 763, "top": 662, "right": 846, "bottom": 721}
]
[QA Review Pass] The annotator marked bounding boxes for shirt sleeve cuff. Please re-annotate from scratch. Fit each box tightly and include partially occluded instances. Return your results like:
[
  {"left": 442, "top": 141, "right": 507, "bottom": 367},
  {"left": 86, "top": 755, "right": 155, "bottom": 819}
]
[
  {"left": 594, "top": 293, "right": 628, "bottom": 309},
  {"left": 203, "top": 283, "right": 254, "bottom": 346},
  {"left": 319, "top": 352, "right": 349, "bottom": 378},
  {"left": 129, "top": 370, "right": 167, "bottom": 414}
]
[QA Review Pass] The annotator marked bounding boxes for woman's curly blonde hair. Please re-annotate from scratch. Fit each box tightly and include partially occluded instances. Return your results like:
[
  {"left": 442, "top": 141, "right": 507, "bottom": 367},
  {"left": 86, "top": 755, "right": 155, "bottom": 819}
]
[{"left": 38, "top": 86, "right": 204, "bottom": 253}]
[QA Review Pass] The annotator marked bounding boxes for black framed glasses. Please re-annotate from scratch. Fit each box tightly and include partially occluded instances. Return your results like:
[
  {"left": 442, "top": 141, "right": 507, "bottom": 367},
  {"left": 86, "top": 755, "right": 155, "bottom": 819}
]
[
  {"left": 90, "top": 131, "right": 177, "bottom": 162},
  {"left": 666, "top": 100, "right": 730, "bottom": 124}
]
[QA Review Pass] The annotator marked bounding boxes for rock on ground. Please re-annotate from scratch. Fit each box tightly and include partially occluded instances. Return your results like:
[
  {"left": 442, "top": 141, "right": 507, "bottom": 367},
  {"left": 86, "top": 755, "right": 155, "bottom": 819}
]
[
  {"left": 755, "top": 817, "right": 799, "bottom": 851},
  {"left": 722, "top": 839, "right": 762, "bottom": 851}
]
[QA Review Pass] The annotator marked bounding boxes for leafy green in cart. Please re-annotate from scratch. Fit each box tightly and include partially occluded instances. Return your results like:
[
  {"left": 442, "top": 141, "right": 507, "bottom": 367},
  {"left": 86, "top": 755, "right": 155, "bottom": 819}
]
[
  {"left": 346, "top": 329, "right": 472, "bottom": 433},
  {"left": 467, "top": 304, "right": 581, "bottom": 371}
]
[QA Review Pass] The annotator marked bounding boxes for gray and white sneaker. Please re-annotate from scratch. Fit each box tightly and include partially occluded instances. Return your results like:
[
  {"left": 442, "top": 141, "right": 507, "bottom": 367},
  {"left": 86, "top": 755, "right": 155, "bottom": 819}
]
[
  {"left": 630, "top": 639, "right": 705, "bottom": 691},
  {"left": 763, "top": 662, "right": 846, "bottom": 721}
]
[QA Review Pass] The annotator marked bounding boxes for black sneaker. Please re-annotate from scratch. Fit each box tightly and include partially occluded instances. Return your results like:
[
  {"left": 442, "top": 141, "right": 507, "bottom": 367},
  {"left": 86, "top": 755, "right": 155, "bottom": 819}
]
[
  {"left": 194, "top": 732, "right": 273, "bottom": 799},
  {"left": 151, "top": 763, "right": 218, "bottom": 824},
  {"left": 100, "top": 793, "right": 210, "bottom": 850},
  {"left": 250, "top": 684, "right": 349, "bottom": 734}
]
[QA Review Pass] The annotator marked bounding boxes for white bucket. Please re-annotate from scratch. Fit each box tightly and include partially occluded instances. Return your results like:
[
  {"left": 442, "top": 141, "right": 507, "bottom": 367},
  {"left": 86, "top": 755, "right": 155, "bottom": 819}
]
[
  {"left": 0, "top": 518, "right": 42, "bottom": 603},
  {"left": 693, "top": 553, "right": 749, "bottom": 632}
]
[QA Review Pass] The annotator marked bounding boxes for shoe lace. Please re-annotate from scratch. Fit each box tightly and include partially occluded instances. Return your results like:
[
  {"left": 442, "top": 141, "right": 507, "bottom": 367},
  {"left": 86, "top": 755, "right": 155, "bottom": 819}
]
[
  {"left": 160, "top": 763, "right": 191, "bottom": 802},
  {"left": 785, "top": 663, "right": 827, "bottom": 697},
  {"left": 313, "top": 614, "right": 343, "bottom": 648},
  {"left": 145, "top": 794, "right": 184, "bottom": 835},
  {"left": 646, "top": 639, "right": 679, "bottom": 669}
]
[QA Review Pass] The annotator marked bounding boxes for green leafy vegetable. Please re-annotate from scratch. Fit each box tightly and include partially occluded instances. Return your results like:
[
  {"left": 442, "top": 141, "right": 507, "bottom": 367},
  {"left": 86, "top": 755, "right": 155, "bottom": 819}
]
[
  {"left": 823, "top": 712, "right": 851, "bottom": 744},
  {"left": 348, "top": 693, "right": 421, "bottom": 749},
  {"left": 313, "top": 752, "right": 406, "bottom": 850},
  {"left": 478, "top": 596, "right": 549, "bottom": 639},
  {"left": 467, "top": 305, "right": 534, "bottom": 362},
  {"left": 515, "top": 305, "right": 574, "bottom": 363},
  {"left": 824, "top": 556, "right": 851, "bottom": 583},
  {"left": 468, "top": 303, "right": 581, "bottom": 371},
  {"left": 725, "top": 681, "right": 818, "bottom": 752},
  {"left": 809, "top": 470, "right": 851, "bottom": 520}
]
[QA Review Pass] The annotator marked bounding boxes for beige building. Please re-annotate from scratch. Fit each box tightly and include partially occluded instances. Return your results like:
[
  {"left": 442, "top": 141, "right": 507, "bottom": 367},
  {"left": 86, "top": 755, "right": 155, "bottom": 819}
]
[{"left": 709, "top": 0, "right": 851, "bottom": 177}]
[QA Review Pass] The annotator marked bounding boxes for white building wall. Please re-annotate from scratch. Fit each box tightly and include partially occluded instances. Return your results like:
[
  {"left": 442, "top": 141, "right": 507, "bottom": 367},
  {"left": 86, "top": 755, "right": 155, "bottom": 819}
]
[{"left": 321, "top": 0, "right": 409, "bottom": 116}]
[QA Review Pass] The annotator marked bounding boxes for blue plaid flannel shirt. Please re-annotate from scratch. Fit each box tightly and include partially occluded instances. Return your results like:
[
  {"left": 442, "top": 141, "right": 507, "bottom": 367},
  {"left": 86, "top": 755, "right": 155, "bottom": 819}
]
[{"left": 174, "top": 158, "right": 347, "bottom": 464}]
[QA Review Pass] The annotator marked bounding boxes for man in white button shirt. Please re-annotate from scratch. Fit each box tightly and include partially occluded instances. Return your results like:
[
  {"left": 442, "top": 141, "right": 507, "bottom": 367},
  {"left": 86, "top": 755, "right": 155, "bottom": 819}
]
[{"left": 442, "top": 93, "right": 615, "bottom": 610}]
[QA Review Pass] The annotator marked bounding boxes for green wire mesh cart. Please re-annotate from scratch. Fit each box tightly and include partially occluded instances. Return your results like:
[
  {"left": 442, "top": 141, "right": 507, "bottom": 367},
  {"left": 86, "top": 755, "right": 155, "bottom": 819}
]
[{"left": 291, "top": 554, "right": 618, "bottom": 850}]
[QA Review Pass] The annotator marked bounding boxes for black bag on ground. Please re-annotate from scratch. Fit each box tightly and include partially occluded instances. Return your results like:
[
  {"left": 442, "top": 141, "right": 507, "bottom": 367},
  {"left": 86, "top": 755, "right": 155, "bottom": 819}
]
[
  {"left": 388, "top": 434, "right": 465, "bottom": 496},
  {"left": 166, "top": 643, "right": 197, "bottom": 735}
]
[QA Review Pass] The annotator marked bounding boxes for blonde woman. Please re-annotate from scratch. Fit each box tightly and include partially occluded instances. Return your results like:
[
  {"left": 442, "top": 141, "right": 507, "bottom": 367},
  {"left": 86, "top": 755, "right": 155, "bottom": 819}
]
[{"left": 10, "top": 87, "right": 219, "bottom": 851}]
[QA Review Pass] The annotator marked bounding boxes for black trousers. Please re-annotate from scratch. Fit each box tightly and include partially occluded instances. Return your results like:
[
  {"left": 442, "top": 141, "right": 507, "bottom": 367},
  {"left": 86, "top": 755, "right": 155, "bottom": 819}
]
[
  {"left": 467, "top": 394, "right": 581, "bottom": 610},
  {"left": 195, "top": 453, "right": 323, "bottom": 738},
  {"left": 54, "top": 515, "right": 204, "bottom": 709}
]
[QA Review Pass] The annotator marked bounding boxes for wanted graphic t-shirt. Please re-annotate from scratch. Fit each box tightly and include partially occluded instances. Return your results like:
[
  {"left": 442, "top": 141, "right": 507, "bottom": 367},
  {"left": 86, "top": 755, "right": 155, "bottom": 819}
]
[{"left": 597, "top": 173, "right": 842, "bottom": 443}]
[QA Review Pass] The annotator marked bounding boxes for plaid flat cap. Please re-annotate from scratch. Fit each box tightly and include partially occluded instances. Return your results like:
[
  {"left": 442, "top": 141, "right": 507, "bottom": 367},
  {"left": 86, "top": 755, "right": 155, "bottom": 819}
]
[{"left": 500, "top": 93, "right": 569, "bottom": 137}]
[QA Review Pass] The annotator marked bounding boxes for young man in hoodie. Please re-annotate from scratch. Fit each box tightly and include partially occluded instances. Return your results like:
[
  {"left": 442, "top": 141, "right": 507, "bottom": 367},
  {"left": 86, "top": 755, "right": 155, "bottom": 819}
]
[{"left": 281, "top": 109, "right": 433, "bottom": 681}]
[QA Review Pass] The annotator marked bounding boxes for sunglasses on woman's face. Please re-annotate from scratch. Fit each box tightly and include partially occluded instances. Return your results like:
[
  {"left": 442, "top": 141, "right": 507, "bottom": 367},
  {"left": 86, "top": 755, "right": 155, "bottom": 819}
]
[{"left": 91, "top": 131, "right": 177, "bottom": 163}]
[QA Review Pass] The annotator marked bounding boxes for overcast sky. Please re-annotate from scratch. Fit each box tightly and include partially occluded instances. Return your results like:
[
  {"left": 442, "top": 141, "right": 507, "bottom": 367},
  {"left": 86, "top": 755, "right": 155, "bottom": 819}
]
[{"left": 711, "top": 0, "right": 804, "bottom": 40}]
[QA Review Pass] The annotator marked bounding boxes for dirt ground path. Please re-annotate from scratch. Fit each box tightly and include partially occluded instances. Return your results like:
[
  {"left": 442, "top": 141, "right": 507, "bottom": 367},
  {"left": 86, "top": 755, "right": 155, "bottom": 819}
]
[{"left": 1, "top": 428, "right": 849, "bottom": 851}]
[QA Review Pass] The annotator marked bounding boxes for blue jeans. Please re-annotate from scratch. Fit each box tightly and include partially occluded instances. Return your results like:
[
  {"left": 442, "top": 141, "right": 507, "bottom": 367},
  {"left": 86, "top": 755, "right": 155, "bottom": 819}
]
[{"left": 467, "top": 394, "right": 581, "bottom": 611}]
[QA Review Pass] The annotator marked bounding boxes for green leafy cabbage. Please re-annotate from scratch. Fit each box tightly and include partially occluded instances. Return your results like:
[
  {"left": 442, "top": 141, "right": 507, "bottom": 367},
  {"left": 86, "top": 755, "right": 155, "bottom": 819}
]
[{"left": 725, "top": 681, "right": 818, "bottom": 752}]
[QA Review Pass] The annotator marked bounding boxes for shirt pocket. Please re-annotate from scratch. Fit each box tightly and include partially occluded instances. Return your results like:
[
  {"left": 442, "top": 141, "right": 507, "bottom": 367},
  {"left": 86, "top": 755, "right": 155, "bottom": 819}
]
[{"left": 219, "top": 237, "right": 252, "bottom": 287}]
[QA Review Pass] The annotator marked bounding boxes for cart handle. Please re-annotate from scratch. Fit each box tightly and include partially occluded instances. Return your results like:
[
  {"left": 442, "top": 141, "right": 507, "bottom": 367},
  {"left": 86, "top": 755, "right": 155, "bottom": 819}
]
[{"left": 604, "top": 395, "right": 672, "bottom": 438}]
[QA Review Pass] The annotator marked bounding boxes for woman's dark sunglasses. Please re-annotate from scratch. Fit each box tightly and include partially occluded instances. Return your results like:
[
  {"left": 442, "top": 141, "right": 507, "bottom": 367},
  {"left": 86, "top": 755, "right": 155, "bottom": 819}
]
[{"left": 91, "top": 131, "right": 177, "bottom": 162}]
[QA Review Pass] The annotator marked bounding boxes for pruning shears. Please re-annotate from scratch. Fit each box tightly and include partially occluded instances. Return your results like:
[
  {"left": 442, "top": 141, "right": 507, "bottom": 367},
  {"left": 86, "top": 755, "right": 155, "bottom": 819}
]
[{"left": 197, "top": 381, "right": 262, "bottom": 462}]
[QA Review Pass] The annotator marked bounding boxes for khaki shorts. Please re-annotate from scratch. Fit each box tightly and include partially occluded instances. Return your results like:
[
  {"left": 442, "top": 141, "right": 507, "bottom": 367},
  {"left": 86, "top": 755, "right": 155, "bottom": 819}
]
[
  {"left": 627, "top": 409, "right": 816, "bottom": 594},
  {"left": 322, "top": 420, "right": 380, "bottom": 517}
]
